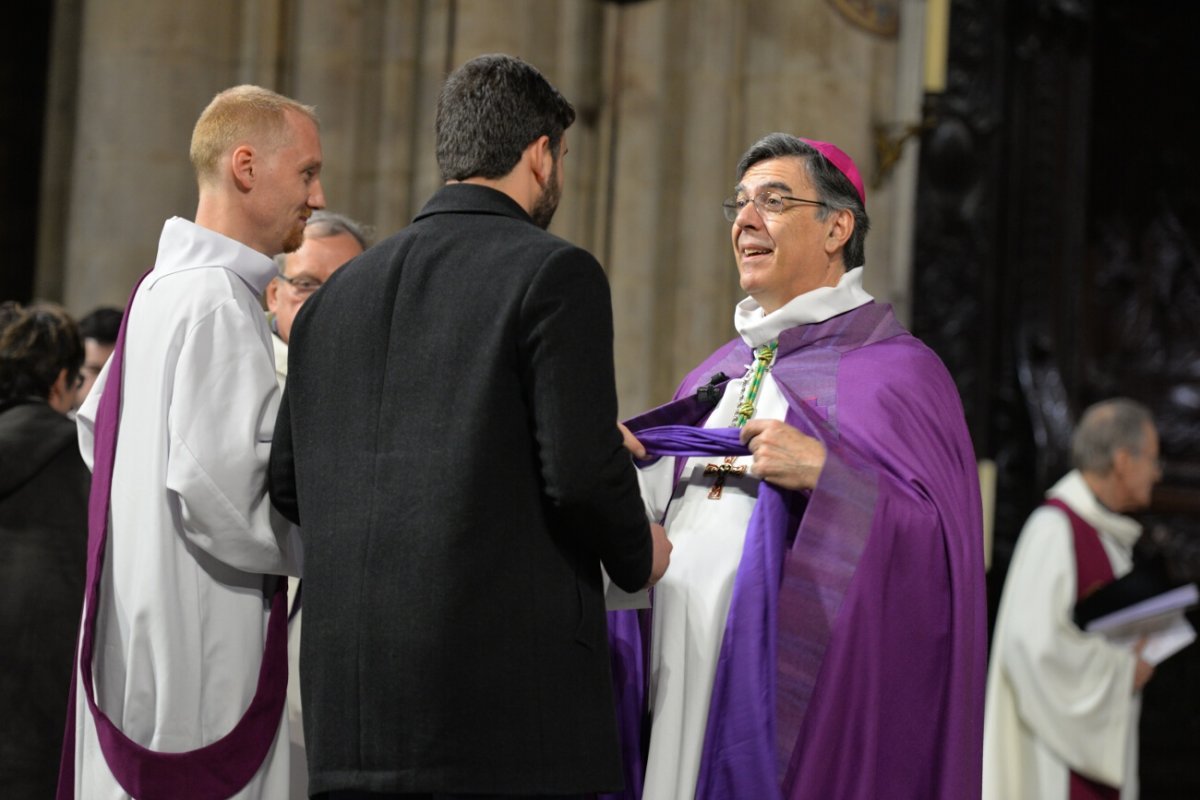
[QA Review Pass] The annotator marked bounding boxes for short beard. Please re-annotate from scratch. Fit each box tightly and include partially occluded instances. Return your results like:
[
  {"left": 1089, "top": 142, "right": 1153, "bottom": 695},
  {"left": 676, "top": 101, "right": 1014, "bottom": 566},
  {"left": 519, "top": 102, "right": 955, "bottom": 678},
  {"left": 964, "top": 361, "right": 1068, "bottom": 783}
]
[
  {"left": 529, "top": 159, "right": 561, "bottom": 230},
  {"left": 281, "top": 223, "right": 306, "bottom": 254}
]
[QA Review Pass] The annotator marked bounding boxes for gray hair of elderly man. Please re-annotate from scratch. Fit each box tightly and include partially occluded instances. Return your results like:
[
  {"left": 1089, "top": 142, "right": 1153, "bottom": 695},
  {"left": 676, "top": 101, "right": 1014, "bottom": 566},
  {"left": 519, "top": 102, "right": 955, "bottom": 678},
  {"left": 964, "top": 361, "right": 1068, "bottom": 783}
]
[
  {"left": 1071, "top": 397, "right": 1155, "bottom": 475},
  {"left": 273, "top": 210, "right": 372, "bottom": 270}
]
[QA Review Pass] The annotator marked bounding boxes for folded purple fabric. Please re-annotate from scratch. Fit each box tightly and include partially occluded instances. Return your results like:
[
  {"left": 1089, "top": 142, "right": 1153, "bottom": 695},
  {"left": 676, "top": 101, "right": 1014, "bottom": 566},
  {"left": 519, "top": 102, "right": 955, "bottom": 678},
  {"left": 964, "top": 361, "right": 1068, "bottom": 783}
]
[{"left": 633, "top": 425, "right": 749, "bottom": 459}]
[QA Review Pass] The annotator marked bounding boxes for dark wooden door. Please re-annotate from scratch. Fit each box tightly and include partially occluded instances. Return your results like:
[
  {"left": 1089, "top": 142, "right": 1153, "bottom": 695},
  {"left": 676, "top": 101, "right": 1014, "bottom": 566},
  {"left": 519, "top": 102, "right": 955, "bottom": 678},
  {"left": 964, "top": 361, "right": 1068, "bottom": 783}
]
[{"left": 910, "top": 0, "right": 1200, "bottom": 795}]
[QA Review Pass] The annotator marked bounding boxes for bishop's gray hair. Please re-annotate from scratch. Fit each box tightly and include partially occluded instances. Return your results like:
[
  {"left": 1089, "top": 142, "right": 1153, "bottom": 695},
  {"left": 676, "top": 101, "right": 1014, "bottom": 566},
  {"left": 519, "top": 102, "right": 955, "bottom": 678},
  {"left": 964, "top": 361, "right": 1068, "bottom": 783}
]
[{"left": 1071, "top": 398, "right": 1155, "bottom": 474}]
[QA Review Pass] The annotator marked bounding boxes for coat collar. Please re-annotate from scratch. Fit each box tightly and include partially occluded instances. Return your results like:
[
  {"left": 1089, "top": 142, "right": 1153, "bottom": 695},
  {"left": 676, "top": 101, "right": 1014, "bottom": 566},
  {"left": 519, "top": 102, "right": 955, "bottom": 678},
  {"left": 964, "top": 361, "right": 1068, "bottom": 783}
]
[{"left": 413, "top": 183, "right": 533, "bottom": 225}]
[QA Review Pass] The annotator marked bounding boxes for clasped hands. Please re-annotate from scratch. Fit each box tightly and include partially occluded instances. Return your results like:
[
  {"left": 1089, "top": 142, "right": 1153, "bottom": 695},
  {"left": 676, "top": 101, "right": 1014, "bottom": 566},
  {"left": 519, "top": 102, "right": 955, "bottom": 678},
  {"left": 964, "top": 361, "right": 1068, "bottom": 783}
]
[{"left": 619, "top": 419, "right": 827, "bottom": 492}]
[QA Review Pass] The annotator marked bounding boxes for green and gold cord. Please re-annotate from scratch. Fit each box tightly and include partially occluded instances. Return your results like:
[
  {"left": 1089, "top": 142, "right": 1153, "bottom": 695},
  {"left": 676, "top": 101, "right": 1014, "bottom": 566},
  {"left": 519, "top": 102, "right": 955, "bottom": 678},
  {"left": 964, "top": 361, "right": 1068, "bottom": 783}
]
[{"left": 733, "top": 341, "right": 777, "bottom": 427}]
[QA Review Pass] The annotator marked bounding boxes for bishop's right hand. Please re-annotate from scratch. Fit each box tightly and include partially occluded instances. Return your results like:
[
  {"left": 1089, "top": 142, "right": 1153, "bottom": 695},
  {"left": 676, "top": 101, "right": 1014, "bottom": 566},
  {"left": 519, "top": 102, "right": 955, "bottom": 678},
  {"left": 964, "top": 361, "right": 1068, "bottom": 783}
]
[{"left": 644, "top": 522, "right": 671, "bottom": 589}]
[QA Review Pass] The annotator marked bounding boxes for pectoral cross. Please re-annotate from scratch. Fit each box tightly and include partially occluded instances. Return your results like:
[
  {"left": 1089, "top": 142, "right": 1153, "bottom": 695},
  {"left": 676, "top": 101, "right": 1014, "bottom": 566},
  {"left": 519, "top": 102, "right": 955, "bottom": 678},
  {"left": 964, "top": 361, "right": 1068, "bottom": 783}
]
[{"left": 705, "top": 456, "right": 746, "bottom": 500}]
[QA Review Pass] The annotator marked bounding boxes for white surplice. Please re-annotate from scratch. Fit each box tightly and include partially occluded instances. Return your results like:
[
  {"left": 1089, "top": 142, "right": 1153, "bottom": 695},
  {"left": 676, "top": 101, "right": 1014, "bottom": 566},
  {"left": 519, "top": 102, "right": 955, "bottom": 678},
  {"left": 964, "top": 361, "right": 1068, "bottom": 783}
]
[
  {"left": 637, "top": 269, "right": 873, "bottom": 800},
  {"left": 267, "top": 328, "right": 310, "bottom": 800},
  {"left": 983, "top": 470, "right": 1142, "bottom": 800},
  {"left": 72, "top": 217, "right": 301, "bottom": 799}
]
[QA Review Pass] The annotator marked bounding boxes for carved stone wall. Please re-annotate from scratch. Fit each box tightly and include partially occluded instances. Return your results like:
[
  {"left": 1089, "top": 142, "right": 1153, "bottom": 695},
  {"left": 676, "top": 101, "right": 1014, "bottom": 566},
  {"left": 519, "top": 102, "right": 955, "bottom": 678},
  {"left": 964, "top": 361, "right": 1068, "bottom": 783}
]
[{"left": 36, "top": 0, "right": 904, "bottom": 416}]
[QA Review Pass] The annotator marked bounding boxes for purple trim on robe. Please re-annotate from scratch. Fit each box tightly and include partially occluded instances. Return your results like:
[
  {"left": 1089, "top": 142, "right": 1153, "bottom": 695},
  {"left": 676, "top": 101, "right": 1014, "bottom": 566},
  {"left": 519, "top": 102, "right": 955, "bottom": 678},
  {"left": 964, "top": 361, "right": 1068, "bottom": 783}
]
[
  {"left": 606, "top": 302, "right": 986, "bottom": 800},
  {"left": 57, "top": 270, "right": 289, "bottom": 800},
  {"left": 1046, "top": 499, "right": 1117, "bottom": 603}
]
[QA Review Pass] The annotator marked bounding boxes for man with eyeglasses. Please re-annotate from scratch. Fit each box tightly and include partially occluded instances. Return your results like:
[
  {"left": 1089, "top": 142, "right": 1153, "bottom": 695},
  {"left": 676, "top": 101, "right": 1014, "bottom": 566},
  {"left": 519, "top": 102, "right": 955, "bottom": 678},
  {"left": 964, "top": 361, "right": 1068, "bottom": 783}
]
[
  {"left": 613, "top": 133, "right": 986, "bottom": 799},
  {"left": 72, "top": 306, "right": 121, "bottom": 410},
  {"left": 265, "top": 210, "right": 369, "bottom": 391},
  {"left": 985, "top": 398, "right": 1162, "bottom": 800}
]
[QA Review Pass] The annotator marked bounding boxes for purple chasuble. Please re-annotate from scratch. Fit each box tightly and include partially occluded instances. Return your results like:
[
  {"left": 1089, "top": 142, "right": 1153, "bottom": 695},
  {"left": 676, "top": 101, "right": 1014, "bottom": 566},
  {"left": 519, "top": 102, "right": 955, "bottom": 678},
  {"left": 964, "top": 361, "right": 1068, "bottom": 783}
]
[
  {"left": 606, "top": 302, "right": 986, "bottom": 800},
  {"left": 1044, "top": 498, "right": 1121, "bottom": 800},
  {"left": 57, "top": 271, "right": 289, "bottom": 800}
]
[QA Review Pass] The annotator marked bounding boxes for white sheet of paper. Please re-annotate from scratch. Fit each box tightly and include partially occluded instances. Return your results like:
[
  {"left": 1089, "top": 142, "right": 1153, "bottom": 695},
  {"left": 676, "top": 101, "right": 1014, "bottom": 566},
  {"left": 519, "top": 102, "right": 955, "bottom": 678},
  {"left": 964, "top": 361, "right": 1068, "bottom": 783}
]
[
  {"left": 1086, "top": 583, "right": 1198, "bottom": 637},
  {"left": 1106, "top": 613, "right": 1196, "bottom": 666}
]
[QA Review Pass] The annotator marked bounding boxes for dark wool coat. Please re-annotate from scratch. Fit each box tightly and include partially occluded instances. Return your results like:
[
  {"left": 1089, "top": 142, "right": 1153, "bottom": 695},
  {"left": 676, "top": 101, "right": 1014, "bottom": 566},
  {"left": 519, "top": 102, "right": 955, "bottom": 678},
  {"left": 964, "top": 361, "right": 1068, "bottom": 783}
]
[
  {"left": 0, "top": 401, "right": 89, "bottom": 798},
  {"left": 270, "top": 184, "right": 652, "bottom": 795}
]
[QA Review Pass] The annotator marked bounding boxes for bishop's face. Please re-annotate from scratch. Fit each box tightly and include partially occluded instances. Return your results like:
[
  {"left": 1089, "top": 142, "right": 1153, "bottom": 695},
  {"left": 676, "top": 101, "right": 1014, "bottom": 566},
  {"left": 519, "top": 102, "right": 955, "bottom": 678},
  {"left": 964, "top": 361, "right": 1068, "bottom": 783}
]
[{"left": 730, "top": 156, "right": 843, "bottom": 314}]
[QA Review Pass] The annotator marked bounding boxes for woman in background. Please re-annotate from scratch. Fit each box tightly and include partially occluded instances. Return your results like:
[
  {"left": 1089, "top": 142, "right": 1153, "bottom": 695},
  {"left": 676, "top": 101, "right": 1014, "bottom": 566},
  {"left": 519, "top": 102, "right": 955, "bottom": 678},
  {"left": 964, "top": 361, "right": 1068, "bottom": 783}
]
[{"left": 0, "top": 301, "right": 88, "bottom": 799}]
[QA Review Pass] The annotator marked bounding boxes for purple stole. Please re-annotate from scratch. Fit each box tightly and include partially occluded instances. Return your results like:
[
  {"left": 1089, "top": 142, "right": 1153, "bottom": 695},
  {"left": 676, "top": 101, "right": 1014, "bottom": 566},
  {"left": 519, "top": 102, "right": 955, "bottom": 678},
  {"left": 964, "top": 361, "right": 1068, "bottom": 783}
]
[
  {"left": 1044, "top": 498, "right": 1121, "bottom": 800},
  {"left": 57, "top": 271, "right": 289, "bottom": 800},
  {"left": 607, "top": 302, "right": 986, "bottom": 799}
]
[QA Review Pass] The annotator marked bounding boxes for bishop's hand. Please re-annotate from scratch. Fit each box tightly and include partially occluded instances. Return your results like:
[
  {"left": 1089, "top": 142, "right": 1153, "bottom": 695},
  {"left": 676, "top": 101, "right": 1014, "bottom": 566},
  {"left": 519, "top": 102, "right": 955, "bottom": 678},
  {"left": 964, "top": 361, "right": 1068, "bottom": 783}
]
[{"left": 740, "top": 419, "right": 826, "bottom": 491}]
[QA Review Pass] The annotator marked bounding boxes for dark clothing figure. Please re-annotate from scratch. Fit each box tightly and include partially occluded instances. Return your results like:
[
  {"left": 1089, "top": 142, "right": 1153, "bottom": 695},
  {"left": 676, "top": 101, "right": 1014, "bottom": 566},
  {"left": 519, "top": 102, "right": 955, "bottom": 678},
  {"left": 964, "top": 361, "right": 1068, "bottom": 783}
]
[
  {"left": 270, "top": 184, "right": 651, "bottom": 795},
  {"left": 0, "top": 401, "right": 89, "bottom": 798}
]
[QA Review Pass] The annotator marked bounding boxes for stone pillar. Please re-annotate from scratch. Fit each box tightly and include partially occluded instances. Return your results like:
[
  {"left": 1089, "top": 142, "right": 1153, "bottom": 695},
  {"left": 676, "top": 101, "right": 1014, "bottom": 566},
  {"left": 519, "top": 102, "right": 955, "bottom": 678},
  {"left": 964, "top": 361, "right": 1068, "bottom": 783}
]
[
  {"left": 47, "top": 0, "right": 906, "bottom": 416},
  {"left": 57, "top": 0, "right": 254, "bottom": 314}
]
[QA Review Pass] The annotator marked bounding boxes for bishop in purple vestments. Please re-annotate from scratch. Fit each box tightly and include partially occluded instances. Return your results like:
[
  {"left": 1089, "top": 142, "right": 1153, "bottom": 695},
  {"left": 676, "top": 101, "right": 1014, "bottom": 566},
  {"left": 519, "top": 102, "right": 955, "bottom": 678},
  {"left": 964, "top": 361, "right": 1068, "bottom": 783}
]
[{"left": 611, "top": 134, "right": 986, "bottom": 800}]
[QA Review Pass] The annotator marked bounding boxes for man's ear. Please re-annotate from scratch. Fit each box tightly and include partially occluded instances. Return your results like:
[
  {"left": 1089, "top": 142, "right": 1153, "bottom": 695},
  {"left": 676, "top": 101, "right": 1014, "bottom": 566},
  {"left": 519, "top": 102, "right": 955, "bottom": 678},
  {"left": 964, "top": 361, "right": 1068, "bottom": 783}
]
[
  {"left": 1112, "top": 447, "right": 1134, "bottom": 478},
  {"left": 528, "top": 135, "right": 554, "bottom": 188},
  {"left": 265, "top": 277, "right": 281, "bottom": 313},
  {"left": 823, "top": 207, "right": 855, "bottom": 255},
  {"left": 231, "top": 145, "right": 256, "bottom": 192}
]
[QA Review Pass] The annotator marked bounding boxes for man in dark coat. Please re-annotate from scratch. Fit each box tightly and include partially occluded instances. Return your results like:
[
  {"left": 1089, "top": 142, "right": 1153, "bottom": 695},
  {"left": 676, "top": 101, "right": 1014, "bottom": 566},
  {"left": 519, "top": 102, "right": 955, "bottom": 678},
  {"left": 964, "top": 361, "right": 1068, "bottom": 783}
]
[
  {"left": 0, "top": 302, "right": 87, "bottom": 798},
  {"left": 269, "top": 53, "right": 670, "bottom": 799}
]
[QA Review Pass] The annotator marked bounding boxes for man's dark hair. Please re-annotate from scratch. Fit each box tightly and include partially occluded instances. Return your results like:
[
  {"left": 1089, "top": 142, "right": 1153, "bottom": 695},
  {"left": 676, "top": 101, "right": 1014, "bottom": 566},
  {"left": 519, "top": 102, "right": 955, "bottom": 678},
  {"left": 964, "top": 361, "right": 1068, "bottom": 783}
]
[
  {"left": 735, "top": 133, "right": 871, "bottom": 270},
  {"left": 79, "top": 306, "right": 123, "bottom": 345},
  {"left": 436, "top": 53, "right": 576, "bottom": 181},
  {"left": 0, "top": 301, "right": 84, "bottom": 405}
]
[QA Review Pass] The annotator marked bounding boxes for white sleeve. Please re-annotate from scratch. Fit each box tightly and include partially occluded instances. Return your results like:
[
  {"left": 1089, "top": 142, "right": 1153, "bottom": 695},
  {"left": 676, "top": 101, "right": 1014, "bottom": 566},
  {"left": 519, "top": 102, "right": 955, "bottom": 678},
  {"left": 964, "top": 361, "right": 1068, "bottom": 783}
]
[
  {"left": 995, "top": 506, "right": 1137, "bottom": 786},
  {"left": 164, "top": 298, "right": 299, "bottom": 576},
  {"left": 601, "top": 455, "right": 675, "bottom": 609},
  {"left": 637, "top": 456, "right": 676, "bottom": 523}
]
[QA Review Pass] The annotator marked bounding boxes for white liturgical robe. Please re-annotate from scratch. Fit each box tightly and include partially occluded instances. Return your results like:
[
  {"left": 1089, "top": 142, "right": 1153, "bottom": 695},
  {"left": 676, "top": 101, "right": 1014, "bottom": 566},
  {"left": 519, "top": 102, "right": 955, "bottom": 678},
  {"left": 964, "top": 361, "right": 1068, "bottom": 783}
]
[
  {"left": 267, "top": 327, "right": 310, "bottom": 800},
  {"left": 72, "top": 217, "right": 301, "bottom": 799},
  {"left": 983, "top": 470, "right": 1142, "bottom": 800},
  {"left": 636, "top": 269, "right": 873, "bottom": 800}
]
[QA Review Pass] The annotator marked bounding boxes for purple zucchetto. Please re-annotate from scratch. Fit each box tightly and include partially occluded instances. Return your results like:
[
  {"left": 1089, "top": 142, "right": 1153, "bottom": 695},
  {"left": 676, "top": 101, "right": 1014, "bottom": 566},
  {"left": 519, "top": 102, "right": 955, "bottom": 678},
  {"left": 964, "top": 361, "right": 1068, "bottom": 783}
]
[{"left": 800, "top": 137, "right": 866, "bottom": 206}]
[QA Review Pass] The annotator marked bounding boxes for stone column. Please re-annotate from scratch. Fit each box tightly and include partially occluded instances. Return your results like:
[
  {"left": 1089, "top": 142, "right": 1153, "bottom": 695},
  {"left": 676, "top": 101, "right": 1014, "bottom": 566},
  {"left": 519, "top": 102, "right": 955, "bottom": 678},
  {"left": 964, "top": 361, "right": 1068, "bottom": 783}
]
[{"left": 57, "top": 0, "right": 256, "bottom": 314}]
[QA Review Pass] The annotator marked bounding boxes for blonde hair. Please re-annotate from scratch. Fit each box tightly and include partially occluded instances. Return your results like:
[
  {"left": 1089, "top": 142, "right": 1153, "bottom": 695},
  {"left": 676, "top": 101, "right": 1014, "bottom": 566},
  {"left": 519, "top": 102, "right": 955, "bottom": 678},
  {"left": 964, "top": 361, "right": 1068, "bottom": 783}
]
[{"left": 189, "top": 85, "right": 318, "bottom": 186}]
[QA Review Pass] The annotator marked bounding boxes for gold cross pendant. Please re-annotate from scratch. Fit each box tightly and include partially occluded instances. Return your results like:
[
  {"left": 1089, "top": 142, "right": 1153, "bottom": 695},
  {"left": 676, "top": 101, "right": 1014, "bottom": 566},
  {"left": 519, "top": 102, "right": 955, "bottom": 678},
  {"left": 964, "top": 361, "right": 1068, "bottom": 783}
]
[{"left": 704, "top": 457, "right": 747, "bottom": 500}]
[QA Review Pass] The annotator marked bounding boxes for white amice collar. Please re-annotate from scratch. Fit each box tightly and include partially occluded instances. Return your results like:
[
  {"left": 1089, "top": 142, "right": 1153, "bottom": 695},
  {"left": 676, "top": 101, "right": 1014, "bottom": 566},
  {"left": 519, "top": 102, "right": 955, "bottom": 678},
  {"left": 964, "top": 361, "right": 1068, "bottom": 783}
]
[
  {"left": 151, "top": 216, "right": 279, "bottom": 295},
  {"left": 1046, "top": 469, "right": 1143, "bottom": 549},
  {"left": 734, "top": 267, "right": 874, "bottom": 347}
]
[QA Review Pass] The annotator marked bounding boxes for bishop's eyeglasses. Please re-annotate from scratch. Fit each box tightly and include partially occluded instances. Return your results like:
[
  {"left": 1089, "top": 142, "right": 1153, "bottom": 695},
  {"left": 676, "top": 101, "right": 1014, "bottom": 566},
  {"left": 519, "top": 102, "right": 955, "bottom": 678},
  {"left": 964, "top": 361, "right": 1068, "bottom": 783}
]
[{"left": 722, "top": 190, "right": 827, "bottom": 222}]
